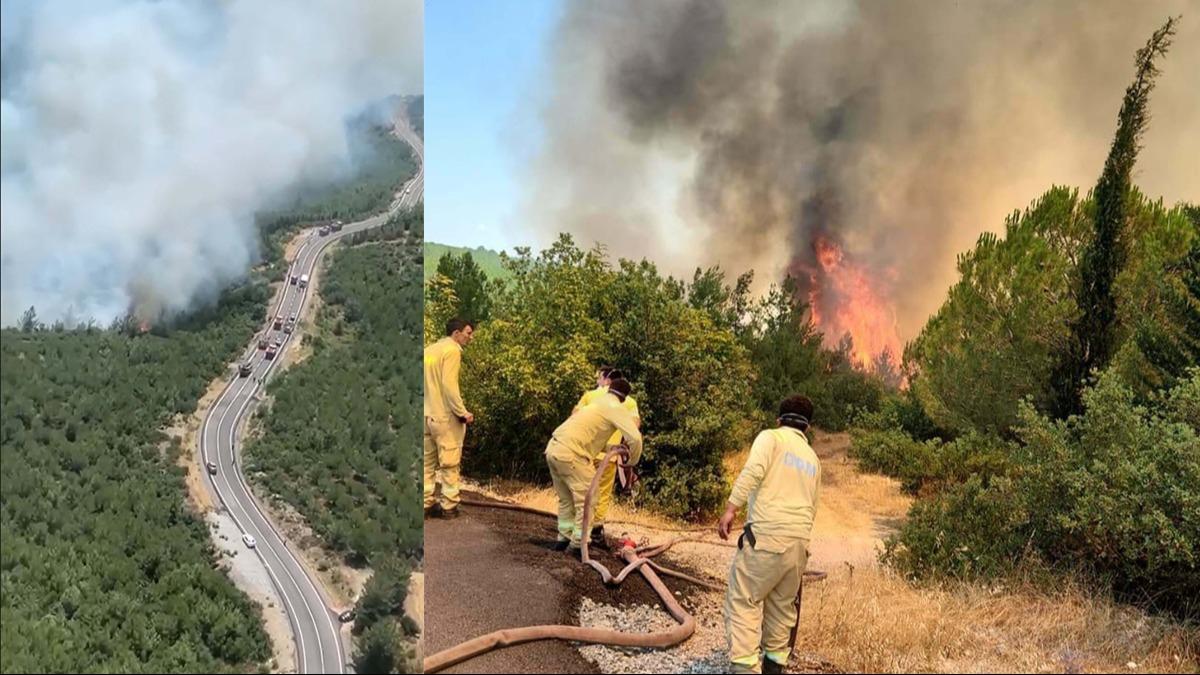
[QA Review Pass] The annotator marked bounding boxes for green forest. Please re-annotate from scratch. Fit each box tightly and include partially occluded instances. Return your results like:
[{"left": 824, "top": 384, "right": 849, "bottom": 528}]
[
  {"left": 424, "top": 22, "right": 1197, "bottom": 619},
  {"left": 1, "top": 284, "right": 273, "bottom": 673}
]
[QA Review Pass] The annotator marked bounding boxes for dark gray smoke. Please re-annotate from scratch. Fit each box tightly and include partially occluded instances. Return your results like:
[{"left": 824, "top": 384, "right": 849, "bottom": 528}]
[
  {"left": 0, "top": 0, "right": 422, "bottom": 326},
  {"left": 526, "top": 0, "right": 1199, "bottom": 345}
]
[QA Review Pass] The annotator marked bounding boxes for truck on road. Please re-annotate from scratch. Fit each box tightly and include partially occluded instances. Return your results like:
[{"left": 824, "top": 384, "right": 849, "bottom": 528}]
[{"left": 299, "top": 274, "right": 309, "bottom": 289}]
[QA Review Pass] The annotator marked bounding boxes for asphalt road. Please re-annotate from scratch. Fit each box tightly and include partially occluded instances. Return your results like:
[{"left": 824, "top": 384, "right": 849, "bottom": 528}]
[{"left": 199, "top": 115, "right": 422, "bottom": 674}]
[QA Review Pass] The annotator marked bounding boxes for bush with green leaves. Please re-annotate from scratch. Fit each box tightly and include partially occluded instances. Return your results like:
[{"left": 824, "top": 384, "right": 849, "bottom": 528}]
[
  {"left": 884, "top": 370, "right": 1199, "bottom": 617},
  {"left": 353, "top": 557, "right": 413, "bottom": 637},
  {"left": 429, "top": 235, "right": 757, "bottom": 518},
  {"left": 850, "top": 407, "right": 1009, "bottom": 496}
]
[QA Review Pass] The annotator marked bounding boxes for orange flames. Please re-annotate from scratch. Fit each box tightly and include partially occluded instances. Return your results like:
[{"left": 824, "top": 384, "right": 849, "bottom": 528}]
[{"left": 802, "top": 236, "right": 902, "bottom": 372}]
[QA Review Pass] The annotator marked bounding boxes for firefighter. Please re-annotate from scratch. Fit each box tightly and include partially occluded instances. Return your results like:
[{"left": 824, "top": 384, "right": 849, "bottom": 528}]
[
  {"left": 573, "top": 366, "right": 640, "bottom": 547},
  {"left": 423, "top": 317, "right": 475, "bottom": 519},
  {"left": 718, "top": 395, "right": 821, "bottom": 675},
  {"left": 546, "top": 376, "right": 643, "bottom": 551}
]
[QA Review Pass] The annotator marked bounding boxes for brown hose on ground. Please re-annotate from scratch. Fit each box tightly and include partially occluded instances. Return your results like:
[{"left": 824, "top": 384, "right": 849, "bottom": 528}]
[
  {"left": 430, "top": 450, "right": 826, "bottom": 673},
  {"left": 423, "top": 450, "right": 697, "bottom": 673}
]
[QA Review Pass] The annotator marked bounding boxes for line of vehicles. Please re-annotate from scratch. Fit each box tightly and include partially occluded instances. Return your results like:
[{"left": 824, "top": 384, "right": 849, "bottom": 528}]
[
  {"left": 318, "top": 219, "right": 343, "bottom": 237},
  {"left": 240, "top": 229, "right": 318, "bottom": 380}
]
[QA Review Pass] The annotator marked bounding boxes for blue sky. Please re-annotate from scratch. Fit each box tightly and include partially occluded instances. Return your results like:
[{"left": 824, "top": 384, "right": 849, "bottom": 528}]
[{"left": 425, "top": 0, "right": 562, "bottom": 252}]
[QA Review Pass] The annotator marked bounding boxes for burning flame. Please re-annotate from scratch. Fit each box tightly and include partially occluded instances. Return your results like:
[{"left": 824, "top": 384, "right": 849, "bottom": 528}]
[
  {"left": 137, "top": 320, "right": 151, "bottom": 334},
  {"left": 802, "top": 236, "right": 902, "bottom": 373}
]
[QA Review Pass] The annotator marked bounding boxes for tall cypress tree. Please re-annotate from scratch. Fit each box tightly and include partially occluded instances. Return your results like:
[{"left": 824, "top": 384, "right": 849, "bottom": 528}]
[{"left": 1052, "top": 17, "right": 1178, "bottom": 417}]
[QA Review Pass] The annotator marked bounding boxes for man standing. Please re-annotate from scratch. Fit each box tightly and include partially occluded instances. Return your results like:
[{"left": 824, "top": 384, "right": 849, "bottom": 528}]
[
  {"left": 423, "top": 317, "right": 475, "bottom": 519},
  {"left": 573, "top": 366, "right": 640, "bottom": 547},
  {"left": 546, "top": 377, "right": 643, "bottom": 552},
  {"left": 718, "top": 395, "right": 821, "bottom": 674}
]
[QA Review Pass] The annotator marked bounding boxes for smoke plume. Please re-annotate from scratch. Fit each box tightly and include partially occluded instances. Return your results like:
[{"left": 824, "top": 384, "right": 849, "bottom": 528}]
[
  {"left": 0, "top": 0, "right": 422, "bottom": 326},
  {"left": 526, "top": 0, "right": 1198, "bottom": 355}
]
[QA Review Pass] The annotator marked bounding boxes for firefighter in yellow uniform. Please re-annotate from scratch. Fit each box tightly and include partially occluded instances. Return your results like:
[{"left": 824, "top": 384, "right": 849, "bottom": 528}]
[
  {"left": 423, "top": 318, "right": 475, "bottom": 519},
  {"left": 574, "top": 366, "right": 640, "bottom": 547},
  {"left": 546, "top": 377, "right": 643, "bottom": 551},
  {"left": 718, "top": 395, "right": 821, "bottom": 674}
]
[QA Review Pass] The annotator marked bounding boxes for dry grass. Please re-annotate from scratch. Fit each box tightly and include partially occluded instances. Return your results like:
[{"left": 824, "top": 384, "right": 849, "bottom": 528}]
[{"left": 801, "top": 565, "right": 1197, "bottom": 673}]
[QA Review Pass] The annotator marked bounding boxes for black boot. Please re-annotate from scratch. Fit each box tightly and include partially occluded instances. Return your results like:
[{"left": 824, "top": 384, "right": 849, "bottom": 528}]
[
  {"left": 552, "top": 539, "right": 570, "bottom": 552},
  {"left": 762, "top": 657, "right": 786, "bottom": 674},
  {"left": 424, "top": 504, "right": 443, "bottom": 519},
  {"left": 589, "top": 525, "right": 607, "bottom": 549},
  {"left": 438, "top": 507, "right": 460, "bottom": 519}
]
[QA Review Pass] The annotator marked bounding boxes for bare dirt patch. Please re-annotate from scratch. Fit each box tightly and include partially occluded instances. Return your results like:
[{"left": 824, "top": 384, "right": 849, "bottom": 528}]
[{"left": 170, "top": 372, "right": 230, "bottom": 514}]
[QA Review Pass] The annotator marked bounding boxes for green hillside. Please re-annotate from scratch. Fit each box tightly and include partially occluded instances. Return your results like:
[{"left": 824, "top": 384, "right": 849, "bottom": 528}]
[{"left": 424, "top": 243, "right": 509, "bottom": 282}]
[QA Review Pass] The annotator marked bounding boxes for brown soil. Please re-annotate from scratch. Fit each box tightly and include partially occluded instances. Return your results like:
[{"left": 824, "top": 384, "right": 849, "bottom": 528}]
[{"left": 170, "top": 373, "right": 229, "bottom": 514}]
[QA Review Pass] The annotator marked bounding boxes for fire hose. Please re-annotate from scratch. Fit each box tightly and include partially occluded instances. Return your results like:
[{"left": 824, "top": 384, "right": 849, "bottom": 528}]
[{"left": 430, "top": 447, "right": 823, "bottom": 673}]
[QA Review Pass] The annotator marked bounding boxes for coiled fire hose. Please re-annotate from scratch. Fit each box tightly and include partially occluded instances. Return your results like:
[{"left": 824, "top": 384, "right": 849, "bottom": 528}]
[{"left": 429, "top": 448, "right": 825, "bottom": 673}]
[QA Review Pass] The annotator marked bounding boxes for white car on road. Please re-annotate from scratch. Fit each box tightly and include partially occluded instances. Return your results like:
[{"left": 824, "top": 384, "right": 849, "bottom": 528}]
[{"left": 242, "top": 533, "right": 257, "bottom": 549}]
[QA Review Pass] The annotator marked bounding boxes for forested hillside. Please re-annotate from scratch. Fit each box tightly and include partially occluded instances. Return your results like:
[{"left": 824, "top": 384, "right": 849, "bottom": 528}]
[
  {"left": 0, "top": 285, "right": 273, "bottom": 672},
  {"left": 258, "top": 108, "right": 420, "bottom": 269},
  {"left": 423, "top": 242, "right": 509, "bottom": 282}
]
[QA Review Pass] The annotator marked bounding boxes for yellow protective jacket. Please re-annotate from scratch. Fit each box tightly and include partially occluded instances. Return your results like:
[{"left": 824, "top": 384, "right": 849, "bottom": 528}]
[
  {"left": 551, "top": 393, "right": 643, "bottom": 466},
  {"left": 423, "top": 337, "right": 468, "bottom": 420},
  {"left": 575, "top": 387, "right": 640, "bottom": 452},
  {"left": 728, "top": 427, "right": 821, "bottom": 546}
]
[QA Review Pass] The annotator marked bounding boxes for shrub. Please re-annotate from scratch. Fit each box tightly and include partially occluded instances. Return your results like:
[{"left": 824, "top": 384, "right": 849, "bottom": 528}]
[{"left": 885, "top": 370, "right": 1200, "bottom": 617}]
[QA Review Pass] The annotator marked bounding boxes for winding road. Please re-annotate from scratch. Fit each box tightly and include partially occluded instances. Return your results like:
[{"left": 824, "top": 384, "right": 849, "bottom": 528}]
[{"left": 199, "top": 112, "right": 422, "bottom": 674}]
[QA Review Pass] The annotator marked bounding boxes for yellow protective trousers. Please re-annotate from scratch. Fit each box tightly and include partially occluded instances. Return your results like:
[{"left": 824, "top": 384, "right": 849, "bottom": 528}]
[
  {"left": 591, "top": 450, "right": 620, "bottom": 526},
  {"left": 723, "top": 535, "right": 809, "bottom": 674},
  {"left": 423, "top": 416, "right": 466, "bottom": 511},
  {"left": 545, "top": 440, "right": 596, "bottom": 547}
]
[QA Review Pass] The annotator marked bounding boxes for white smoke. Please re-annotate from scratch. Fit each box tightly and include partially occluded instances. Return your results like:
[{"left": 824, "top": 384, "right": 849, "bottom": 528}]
[{"left": 0, "top": 0, "right": 423, "bottom": 325}]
